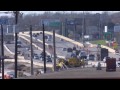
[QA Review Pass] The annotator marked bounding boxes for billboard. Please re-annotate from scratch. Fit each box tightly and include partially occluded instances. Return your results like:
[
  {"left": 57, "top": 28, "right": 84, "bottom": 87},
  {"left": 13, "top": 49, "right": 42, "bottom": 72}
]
[
  {"left": 41, "top": 19, "right": 61, "bottom": 27},
  {"left": 114, "top": 26, "right": 120, "bottom": 32}
]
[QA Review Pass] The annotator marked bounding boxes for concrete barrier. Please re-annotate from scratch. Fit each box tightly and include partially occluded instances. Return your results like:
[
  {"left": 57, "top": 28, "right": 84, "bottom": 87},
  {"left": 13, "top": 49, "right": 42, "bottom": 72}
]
[
  {"left": 101, "top": 45, "right": 115, "bottom": 53},
  {"left": 22, "top": 31, "right": 84, "bottom": 47},
  {"left": 4, "top": 44, "right": 24, "bottom": 60},
  {"left": 19, "top": 33, "right": 49, "bottom": 47},
  {"left": 4, "top": 59, "right": 53, "bottom": 68}
]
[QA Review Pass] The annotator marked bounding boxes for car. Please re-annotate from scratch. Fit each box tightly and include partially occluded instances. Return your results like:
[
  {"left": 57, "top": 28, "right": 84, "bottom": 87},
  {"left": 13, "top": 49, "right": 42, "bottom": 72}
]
[
  {"left": 103, "top": 56, "right": 110, "bottom": 62},
  {"left": 33, "top": 55, "right": 39, "bottom": 60},
  {"left": 6, "top": 41, "right": 11, "bottom": 44},
  {"left": 87, "top": 54, "right": 95, "bottom": 60},
  {"left": 60, "top": 38, "right": 64, "bottom": 41},
  {"left": 115, "top": 49, "right": 119, "bottom": 54},
  {"left": 26, "top": 48, "right": 30, "bottom": 51},
  {"left": 67, "top": 48, "right": 73, "bottom": 52},
  {"left": 48, "top": 35, "right": 52, "bottom": 39},
  {"left": 45, "top": 36, "right": 48, "bottom": 39},
  {"left": 47, "top": 38, "right": 51, "bottom": 41},
  {"left": 32, "top": 34, "right": 37, "bottom": 37},
  {"left": 79, "top": 51, "right": 87, "bottom": 59},
  {"left": 40, "top": 32, "right": 43, "bottom": 34},
  {"left": 116, "top": 61, "right": 120, "bottom": 67},
  {"left": 71, "top": 53, "right": 77, "bottom": 58},
  {"left": 46, "top": 56, "right": 52, "bottom": 62},
  {"left": 6, "top": 71, "right": 15, "bottom": 78},
  {"left": 36, "top": 33, "right": 39, "bottom": 36},
  {"left": 62, "top": 48, "right": 67, "bottom": 51},
  {"left": 72, "top": 47, "right": 76, "bottom": 50}
]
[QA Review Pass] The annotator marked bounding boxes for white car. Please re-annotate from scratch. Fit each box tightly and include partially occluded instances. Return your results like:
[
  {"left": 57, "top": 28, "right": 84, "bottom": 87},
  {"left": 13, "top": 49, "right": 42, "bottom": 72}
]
[
  {"left": 103, "top": 57, "right": 110, "bottom": 62},
  {"left": 33, "top": 55, "right": 39, "bottom": 59},
  {"left": 116, "top": 61, "right": 120, "bottom": 67}
]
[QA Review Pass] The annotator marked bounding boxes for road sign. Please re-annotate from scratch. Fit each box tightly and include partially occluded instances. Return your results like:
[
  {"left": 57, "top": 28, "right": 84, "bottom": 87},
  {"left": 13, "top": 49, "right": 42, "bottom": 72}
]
[
  {"left": 0, "top": 34, "right": 14, "bottom": 42},
  {"left": 41, "top": 19, "right": 61, "bottom": 27},
  {"left": 0, "top": 18, "right": 8, "bottom": 25},
  {"left": 114, "top": 26, "right": 120, "bottom": 32}
]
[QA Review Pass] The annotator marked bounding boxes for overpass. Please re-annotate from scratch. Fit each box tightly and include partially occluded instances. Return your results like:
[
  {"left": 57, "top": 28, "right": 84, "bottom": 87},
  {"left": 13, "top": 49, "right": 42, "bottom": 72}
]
[{"left": 20, "top": 31, "right": 116, "bottom": 54}]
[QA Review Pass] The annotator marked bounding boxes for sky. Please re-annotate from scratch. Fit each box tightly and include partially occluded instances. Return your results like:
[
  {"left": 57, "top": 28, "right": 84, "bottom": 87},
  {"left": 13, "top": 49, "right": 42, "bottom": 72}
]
[{"left": 0, "top": 11, "right": 119, "bottom": 17}]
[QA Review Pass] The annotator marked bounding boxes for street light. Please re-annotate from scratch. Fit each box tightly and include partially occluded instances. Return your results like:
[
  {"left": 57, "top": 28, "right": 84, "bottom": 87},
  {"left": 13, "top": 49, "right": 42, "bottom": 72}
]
[
  {"left": 13, "top": 11, "right": 23, "bottom": 78},
  {"left": 82, "top": 11, "right": 86, "bottom": 46}
]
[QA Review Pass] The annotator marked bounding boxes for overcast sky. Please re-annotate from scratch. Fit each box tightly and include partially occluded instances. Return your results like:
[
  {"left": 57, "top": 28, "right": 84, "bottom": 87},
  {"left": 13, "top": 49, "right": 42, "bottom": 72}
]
[{"left": 0, "top": 11, "right": 119, "bottom": 17}]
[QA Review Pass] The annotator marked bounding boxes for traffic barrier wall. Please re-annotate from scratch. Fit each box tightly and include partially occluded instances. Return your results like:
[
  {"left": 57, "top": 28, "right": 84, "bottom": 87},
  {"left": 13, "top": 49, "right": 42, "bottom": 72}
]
[
  {"left": 19, "top": 33, "right": 49, "bottom": 48},
  {"left": 22, "top": 31, "right": 84, "bottom": 47},
  {"left": 4, "top": 59, "right": 53, "bottom": 68},
  {"left": 4, "top": 44, "right": 24, "bottom": 60}
]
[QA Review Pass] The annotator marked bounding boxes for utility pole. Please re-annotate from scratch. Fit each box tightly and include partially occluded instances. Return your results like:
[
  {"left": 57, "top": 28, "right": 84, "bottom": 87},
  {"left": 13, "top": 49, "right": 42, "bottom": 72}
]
[
  {"left": 53, "top": 30, "right": 56, "bottom": 71},
  {"left": 30, "top": 25, "right": 34, "bottom": 75},
  {"left": 42, "top": 23, "right": 46, "bottom": 73},
  {"left": 74, "top": 22, "right": 76, "bottom": 41},
  {"left": 82, "top": 11, "right": 85, "bottom": 45},
  {"left": 1, "top": 24, "right": 4, "bottom": 79},
  {"left": 14, "top": 11, "right": 19, "bottom": 78}
]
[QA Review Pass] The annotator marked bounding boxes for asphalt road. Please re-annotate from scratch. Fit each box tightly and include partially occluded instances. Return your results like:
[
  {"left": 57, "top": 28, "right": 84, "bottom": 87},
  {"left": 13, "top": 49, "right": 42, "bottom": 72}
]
[{"left": 21, "top": 34, "right": 79, "bottom": 57}]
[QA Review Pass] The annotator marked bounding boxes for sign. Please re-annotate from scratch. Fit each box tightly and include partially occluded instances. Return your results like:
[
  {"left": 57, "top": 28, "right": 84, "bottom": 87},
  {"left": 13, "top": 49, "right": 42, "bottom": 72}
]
[
  {"left": 114, "top": 26, "right": 120, "bottom": 32},
  {"left": 0, "top": 18, "right": 8, "bottom": 25},
  {"left": 104, "top": 26, "right": 107, "bottom": 32},
  {"left": 67, "top": 20, "right": 75, "bottom": 25},
  {"left": 41, "top": 19, "right": 61, "bottom": 27},
  {"left": 0, "top": 34, "right": 14, "bottom": 42}
]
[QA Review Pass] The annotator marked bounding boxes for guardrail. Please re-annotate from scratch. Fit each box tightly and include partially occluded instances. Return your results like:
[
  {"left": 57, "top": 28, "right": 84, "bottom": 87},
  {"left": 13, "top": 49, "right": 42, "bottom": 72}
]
[{"left": 19, "top": 35, "right": 65, "bottom": 59}]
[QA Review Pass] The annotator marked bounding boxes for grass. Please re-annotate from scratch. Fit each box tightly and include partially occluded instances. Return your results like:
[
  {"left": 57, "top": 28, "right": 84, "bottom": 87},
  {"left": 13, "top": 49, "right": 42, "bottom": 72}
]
[{"left": 90, "top": 40, "right": 106, "bottom": 45}]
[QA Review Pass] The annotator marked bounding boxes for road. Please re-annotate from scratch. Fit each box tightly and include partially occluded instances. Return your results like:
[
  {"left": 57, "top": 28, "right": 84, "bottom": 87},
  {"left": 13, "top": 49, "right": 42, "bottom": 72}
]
[
  {"left": 20, "top": 33, "right": 79, "bottom": 57},
  {"left": 22, "top": 32, "right": 120, "bottom": 60}
]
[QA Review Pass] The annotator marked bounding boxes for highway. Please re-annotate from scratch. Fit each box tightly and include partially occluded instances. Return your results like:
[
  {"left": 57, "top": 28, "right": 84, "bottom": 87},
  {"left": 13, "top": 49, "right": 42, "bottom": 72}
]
[
  {"left": 22, "top": 31, "right": 120, "bottom": 60},
  {"left": 20, "top": 33, "right": 79, "bottom": 57}
]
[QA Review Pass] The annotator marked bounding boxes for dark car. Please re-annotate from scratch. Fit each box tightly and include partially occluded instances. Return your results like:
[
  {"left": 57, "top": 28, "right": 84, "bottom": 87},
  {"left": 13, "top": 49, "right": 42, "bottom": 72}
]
[
  {"left": 67, "top": 48, "right": 73, "bottom": 52},
  {"left": 62, "top": 48, "right": 67, "bottom": 51},
  {"left": 40, "top": 32, "right": 43, "bottom": 34},
  {"left": 6, "top": 41, "right": 11, "bottom": 44},
  {"left": 46, "top": 56, "right": 52, "bottom": 62},
  {"left": 32, "top": 34, "right": 37, "bottom": 37},
  {"left": 36, "top": 33, "right": 39, "bottom": 36},
  {"left": 45, "top": 36, "right": 48, "bottom": 39}
]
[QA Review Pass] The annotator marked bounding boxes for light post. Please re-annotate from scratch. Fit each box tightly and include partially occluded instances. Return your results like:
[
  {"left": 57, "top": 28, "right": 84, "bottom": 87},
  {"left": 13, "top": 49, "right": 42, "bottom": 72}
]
[
  {"left": 42, "top": 23, "right": 46, "bottom": 73},
  {"left": 13, "top": 11, "right": 23, "bottom": 78},
  {"left": 82, "top": 11, "right": 85, "bottom": 46},
  {"left": 30, "top": 25, "right": 34, "bottom": 75},
  {"left": 1, "top": 24, "right": 4, "bottom": 79},
  {"left": 53, "top": 30, "right": 56, "bottom": 71}
]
